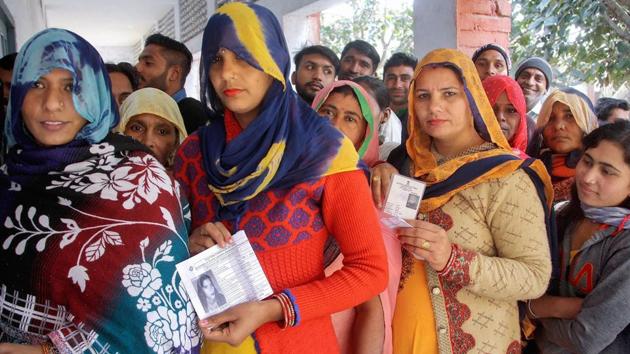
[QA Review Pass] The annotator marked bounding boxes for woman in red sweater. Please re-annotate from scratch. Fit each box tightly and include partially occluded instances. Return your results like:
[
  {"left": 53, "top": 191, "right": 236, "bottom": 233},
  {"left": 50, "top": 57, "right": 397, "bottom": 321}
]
[{"left": 173, "top": 3, "right": 388, "bottom": 353}]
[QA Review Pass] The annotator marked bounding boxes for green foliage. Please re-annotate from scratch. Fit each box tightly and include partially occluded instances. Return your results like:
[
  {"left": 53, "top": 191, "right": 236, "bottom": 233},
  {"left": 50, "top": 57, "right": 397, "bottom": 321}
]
[
  {"left": 511, "top": 0, "right": 629, "bottom": 89},
  {"left": 320, "top": 0, "right": 413, "bottom": 73}
]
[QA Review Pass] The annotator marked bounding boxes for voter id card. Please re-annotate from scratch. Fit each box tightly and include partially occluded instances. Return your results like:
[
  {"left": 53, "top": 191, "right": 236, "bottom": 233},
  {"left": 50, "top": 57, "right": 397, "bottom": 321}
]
[{"left": 382, "top": 174, "right": 425, "bottom": 228}]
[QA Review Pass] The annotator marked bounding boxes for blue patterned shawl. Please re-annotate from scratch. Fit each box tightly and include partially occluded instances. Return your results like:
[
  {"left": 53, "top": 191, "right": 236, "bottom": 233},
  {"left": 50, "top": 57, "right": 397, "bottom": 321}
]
[{"left": 4, "top": 28, "right": 118, "bottom": 150}]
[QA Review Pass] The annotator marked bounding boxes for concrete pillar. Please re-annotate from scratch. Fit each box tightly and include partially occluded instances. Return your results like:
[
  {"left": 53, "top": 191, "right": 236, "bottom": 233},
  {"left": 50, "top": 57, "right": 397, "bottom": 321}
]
[{"left": 413, "top": 0, "right": 457, "bottom": 59}]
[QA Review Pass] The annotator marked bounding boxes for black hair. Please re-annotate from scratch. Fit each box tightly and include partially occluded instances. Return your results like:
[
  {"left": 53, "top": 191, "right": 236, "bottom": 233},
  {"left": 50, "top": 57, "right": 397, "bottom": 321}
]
[
  {"left": 341, "top": 40, "right": 380, "bottom": 71},
  {"left": 383, "top": 52, "right": 417, "bottom": 76},
  {"left": 329, "top": 84, "right": 356, "bottom": 97},
  {"left": 560, "top": 120, "right": 630, "bottom": 223},
  {"left": 595, "top": 97, "right": 629, "bottom": 122},
  {"left": 0, "top": 53, "right": 17, "bottom": 71},
  {"left": 196, "top": 272, "right": 226, "bottom": 309},
  {"left": 293, "top": 45, "right": 340, "bottom": 75},
  {"left": 353, "top": 76, "right": 389, "bottom": 111},
  {"left": 145, "top": 33, "right": 192, "bottom": 86},
  {"left": 105, "top": 62, "right": 139, "bottom": 90}
]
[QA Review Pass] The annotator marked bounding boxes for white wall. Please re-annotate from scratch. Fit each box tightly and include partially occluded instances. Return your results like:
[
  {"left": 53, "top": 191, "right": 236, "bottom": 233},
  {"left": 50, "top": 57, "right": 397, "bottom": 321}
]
[
  {"left": 3, "top": 0, "right": 45, "bottom": 49},
  {"left": 184, "top": 51, "right": 201, "bottom": 100},
  {"left": 182, "top": 0, "right": 215, "bottom": 100},
  {"left": 259, "top": 0, "right": 336, "bottom": 53},
  {"left": 97, "top": 45, "right": 138, "bottom": 64}
]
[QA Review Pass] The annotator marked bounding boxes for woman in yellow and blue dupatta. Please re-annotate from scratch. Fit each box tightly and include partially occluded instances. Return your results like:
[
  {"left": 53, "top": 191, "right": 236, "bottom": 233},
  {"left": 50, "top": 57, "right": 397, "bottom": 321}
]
[
  {"left": 387, "top": 48, "right": 554, "bottom": 353},
  {"left": 173, "top": 3, "right": 388, "bottom": 354}
]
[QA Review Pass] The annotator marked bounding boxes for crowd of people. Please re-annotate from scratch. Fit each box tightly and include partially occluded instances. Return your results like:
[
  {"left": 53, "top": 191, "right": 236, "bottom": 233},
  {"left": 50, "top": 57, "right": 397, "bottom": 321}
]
[{"left": 0, "top": 2, "right": 629, "bottom": 354}]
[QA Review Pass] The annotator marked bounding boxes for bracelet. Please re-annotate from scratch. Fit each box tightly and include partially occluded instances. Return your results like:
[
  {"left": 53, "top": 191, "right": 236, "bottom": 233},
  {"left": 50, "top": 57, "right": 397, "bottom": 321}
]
[
  {"left": 271, "top": 293, "right": 295, "bottom": 329},
  {"left": 279, "top": 293, "right": 295, "bottom": 328},
  {"left": 527, "top": 299, "right": 539, "bottom": 319},
  {"left": 437, "top": 244, "right": 456, "bottom": 275}
]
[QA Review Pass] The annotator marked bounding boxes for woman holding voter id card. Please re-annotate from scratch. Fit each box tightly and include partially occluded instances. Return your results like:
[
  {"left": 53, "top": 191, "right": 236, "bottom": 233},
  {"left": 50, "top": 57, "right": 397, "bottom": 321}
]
[
  {"left": 390, "top": 48, "right": 554, "bottom": 353},
  {"left": 173, "top": 3, "right": 387, "bottom": 353}
]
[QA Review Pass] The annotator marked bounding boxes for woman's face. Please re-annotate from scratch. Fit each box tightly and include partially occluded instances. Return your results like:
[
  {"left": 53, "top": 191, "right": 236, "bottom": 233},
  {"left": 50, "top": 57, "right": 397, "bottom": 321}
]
[
  {"left": 124, "top": 113, "right": 178, "bottom": 167},
  {"left": 493, "top": 92, "right": 521, "bottom": 141},
  {"left": 201, "top": 278, "right": 216, "bottom": 300},
  {"left": 413, "top": 66, "right": 474, "bottom": 143},
  {"left": 576, "top": 140, "right": 630, "bottom": 207},
  {"left": 21, "top": 68, "right": 87, "bottom": 147},
  {"left": 318, "top": 91, "right": 367, "bottom": 150},
  {"left": 109, "top": 72, "right": 133, "bottom": 109},
  {"left": 542, "top": 101, "right": 584, "bottom": 154},
  {"left": 209, "top": 48, "right": 274, "bottom": 125}
]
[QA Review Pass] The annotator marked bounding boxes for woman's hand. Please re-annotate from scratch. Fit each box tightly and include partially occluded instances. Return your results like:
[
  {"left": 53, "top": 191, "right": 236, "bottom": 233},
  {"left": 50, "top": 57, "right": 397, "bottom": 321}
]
[
  {"left": 188, "top": 222, "right": 232, "bottom": 255},
  {"left": 351, "top": 296, "right": 384, "bottom": 354},
  {"left": 369, "top": 163, "right": 399, "bottom": 208},
  {"left": 398, "top": 219, "right": 452, "bottom": 271},
  {"left": 0, "top": 343, "right": 43, "bottom": 354},
  {"left": 198, "top": 299, "right": 283, "bottom": 347}
]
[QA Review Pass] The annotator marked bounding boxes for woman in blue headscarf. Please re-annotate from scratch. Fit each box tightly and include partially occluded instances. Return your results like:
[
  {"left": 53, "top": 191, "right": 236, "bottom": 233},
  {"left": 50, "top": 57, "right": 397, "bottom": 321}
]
[
  {"left": 174, "top": 3, "right": 388, "bottom": 353},
  {"left": 0, "top": 28, "right": 200, "bottom": 353}
]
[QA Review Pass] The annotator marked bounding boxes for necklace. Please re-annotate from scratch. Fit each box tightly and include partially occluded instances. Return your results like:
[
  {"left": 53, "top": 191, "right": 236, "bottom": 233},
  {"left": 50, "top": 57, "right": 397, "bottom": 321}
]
[{"left": 431, "top": 142, "right": 497, "bottom": 165}]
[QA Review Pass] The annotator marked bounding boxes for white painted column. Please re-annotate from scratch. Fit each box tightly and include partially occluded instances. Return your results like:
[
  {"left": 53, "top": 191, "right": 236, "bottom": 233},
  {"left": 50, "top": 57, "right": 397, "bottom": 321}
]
[{"left": 412, "top": 0, "right": 457, "bottom": 59}]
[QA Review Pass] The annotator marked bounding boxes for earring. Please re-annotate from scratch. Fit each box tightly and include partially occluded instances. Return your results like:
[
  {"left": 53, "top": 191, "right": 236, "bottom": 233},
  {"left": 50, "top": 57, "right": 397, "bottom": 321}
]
[{"left": 166, "top": 151, "right": 176, "bottom": 168}]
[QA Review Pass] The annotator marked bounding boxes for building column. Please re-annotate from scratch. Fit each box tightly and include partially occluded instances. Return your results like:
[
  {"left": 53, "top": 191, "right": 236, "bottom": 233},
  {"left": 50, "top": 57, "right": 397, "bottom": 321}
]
[{"left": 413, "top": 0, "right": 457, "bottom": 59}]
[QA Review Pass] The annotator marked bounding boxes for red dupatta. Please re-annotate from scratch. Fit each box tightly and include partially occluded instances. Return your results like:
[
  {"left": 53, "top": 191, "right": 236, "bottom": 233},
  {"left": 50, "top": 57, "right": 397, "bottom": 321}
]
[{"left": 482, "top": 75, "right": 528, "bottom": 157}]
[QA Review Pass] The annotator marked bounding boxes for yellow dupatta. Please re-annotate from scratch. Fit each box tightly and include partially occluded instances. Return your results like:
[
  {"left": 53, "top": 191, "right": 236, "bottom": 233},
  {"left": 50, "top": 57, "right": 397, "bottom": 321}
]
[
  {"left": 393, "top": 49, "right": 553, "bottom": 354},
  {"left": 404, "top": 49, "right": 552, "bottom": 212}
]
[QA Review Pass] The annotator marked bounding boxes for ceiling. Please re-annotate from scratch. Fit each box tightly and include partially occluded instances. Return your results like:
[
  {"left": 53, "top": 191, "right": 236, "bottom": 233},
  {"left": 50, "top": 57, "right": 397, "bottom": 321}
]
[{"left": 42, "top": 0, "right": 176, "bottom": 47}]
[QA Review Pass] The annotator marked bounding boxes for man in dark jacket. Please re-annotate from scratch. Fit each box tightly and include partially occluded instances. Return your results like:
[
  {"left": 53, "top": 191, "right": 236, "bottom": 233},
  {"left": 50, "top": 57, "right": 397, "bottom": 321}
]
[{"left": 136, "top": 33, "right": 208, "bottom": 134}]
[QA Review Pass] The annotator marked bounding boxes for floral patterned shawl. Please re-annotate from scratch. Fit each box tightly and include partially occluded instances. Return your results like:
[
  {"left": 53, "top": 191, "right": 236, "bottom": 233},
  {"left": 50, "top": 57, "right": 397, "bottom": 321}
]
[{"left": 0, "top": 28, "right": 200, "bottom": 353}]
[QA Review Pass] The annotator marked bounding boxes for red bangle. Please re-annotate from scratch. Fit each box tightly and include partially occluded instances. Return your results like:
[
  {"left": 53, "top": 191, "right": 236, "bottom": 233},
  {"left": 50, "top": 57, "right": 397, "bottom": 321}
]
[
  {"left": 438, "top": 244, "right": 456, "bottom": 275},
  {"left": 286, "top": 295, "right": 295, "bottom": 326},
  {"left": 272, "top": 293, "right": 294, "bottom": 329},
  {"left": 271, "top": 294, "right": 287, "bottom": 329},
  {"left": 282, "top": 293, "right": 295, "bottom": 327}
]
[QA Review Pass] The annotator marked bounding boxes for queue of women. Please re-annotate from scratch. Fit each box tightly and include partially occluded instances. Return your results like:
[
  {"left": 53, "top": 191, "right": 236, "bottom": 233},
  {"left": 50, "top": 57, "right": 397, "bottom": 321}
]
[{"left": 1, "top": 2, "right": 629, "bottom": 354}]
